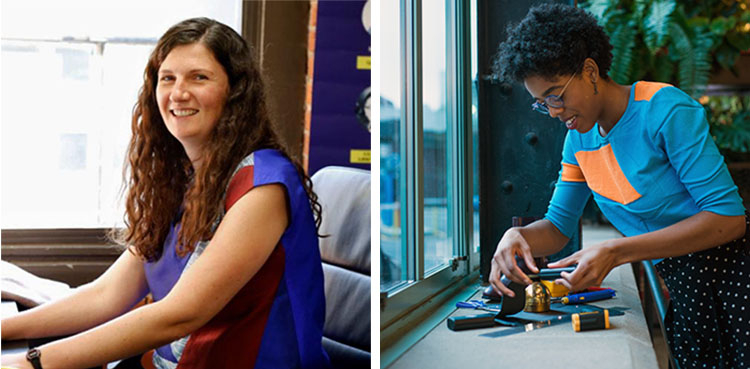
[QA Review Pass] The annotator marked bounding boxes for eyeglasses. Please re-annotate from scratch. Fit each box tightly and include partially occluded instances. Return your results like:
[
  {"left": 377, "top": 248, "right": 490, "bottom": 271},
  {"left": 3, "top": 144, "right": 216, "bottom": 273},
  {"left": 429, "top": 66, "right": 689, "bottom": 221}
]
[{"left": 531, "top": 73, "right": 576, "bottom": 115}]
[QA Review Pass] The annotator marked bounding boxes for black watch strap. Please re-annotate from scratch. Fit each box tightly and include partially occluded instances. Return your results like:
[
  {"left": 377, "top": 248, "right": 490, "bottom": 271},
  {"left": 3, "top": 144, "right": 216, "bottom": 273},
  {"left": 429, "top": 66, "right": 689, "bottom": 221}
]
[{"left": 26, "top": 348, "right": 43, "bottom": 369}]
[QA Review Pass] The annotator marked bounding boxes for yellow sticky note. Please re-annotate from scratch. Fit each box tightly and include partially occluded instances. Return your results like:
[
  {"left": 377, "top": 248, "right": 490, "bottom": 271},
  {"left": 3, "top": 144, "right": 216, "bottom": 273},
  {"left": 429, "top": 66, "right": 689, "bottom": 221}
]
[
  {"left": 350, "top": 149, "right": 371, "bottom": 164},
  {"left": 356, "top": 56, "right": 371, "bottom": 70}
]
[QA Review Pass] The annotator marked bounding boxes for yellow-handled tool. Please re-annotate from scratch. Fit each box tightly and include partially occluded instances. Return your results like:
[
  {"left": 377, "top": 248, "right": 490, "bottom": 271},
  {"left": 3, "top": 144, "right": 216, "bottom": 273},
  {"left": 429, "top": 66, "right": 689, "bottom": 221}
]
[{"left": 572, "top": 309, "right": 610, "bottom": 332}]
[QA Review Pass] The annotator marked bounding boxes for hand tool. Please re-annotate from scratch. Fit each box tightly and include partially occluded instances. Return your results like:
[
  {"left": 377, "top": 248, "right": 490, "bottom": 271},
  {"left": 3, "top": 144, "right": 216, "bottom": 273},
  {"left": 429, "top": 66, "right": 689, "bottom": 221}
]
[
  {"left": 553, "top": 288, "right": 616, "bottom": 305},
  {"left": 572, "top": 310, "right": 610, "bottom": 332},
  {"left": 455, "top": 300, "right": 501, "bottom": 313},
  {"left": 481, "top": 313, "right": 573, "bottom": 338},
  {"left": 480, "top": 307, "right": 625, "bottom": 338},
  {"left": 527, "top": 266, "right": 577, "bottom": 280},
  {"left": 447, "top": 313, "right": 497, "bottom": 331}
]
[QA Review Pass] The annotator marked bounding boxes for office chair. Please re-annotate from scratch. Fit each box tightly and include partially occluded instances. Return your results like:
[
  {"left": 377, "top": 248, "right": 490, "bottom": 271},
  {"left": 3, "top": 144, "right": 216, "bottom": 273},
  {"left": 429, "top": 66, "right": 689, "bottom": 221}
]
[{"left": 311, "top": 166, "right": 371, "bottom": 369}]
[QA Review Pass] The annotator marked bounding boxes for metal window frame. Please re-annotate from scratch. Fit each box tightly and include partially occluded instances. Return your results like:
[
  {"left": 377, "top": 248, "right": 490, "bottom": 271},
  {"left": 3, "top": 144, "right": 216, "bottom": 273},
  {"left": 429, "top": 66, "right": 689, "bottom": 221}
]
[
  {"left": 402, "top": 0, "right": 423, "bottom": 284},
  {"left": 381, "top": 0, "right": 477, "bottom": 343},
  {"left": 451, "top": 0, "right": 476, "bottom": 269},
  {"left": 463, "top": 0, "right": 482, "bottom": 272}
]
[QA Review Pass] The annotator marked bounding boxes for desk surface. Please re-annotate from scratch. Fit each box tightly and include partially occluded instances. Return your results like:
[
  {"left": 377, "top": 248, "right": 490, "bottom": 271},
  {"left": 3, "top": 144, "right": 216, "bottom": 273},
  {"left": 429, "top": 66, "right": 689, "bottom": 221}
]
[
  {"left": 389, "top": 226, "right": 660, "bottom": 369},
  {"left": 2, "top": 300, "right": 29, "bottom": 356}
]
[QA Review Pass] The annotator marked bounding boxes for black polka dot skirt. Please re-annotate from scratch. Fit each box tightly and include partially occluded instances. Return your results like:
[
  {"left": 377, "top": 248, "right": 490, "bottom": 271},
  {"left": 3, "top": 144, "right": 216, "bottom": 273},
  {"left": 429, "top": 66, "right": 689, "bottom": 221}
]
[{"left": 655, "top": 216, "right": 750, "bottom": 369}]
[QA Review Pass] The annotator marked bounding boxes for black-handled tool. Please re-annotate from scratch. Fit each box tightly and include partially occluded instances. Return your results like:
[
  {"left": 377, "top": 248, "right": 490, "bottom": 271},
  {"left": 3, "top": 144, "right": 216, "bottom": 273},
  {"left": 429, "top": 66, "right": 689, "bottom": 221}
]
[
  {"left": 480, "top": 307, "right": 625, "bottom": 338},
  {"left": 447, "top": 313, "right": 497, "bottom": 331},
  {"left": 527, "top": 266, "right": 576, "bottom": 280},
  {"left": 572, "top": 310, "right": 610, "bottom": 332}
]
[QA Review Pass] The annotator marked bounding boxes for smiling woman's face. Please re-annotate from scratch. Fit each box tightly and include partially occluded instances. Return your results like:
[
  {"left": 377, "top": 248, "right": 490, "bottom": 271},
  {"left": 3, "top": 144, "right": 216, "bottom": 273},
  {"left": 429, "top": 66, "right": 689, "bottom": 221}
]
[
  {"left": 524, "top": 73, "right": 597, "bottom": 134},
  {"left": 156, "top": 42, "right": 229, "bottom": 156}
]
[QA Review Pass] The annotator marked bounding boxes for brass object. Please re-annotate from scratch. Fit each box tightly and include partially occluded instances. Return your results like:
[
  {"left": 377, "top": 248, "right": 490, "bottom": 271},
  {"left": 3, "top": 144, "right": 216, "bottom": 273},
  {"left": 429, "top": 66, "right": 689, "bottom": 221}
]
[{"left": 524, "top": 282, "right": 551, "bottom": 312}]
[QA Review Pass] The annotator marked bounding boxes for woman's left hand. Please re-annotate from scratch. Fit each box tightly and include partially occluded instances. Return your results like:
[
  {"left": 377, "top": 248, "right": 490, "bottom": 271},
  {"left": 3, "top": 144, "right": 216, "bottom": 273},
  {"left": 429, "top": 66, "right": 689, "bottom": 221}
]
[
  {"left": 1, "top": 353, "right": 32, "bottom": 369},
  {"left": 546, "top": 241, "right": 620, "bottom": 292}
]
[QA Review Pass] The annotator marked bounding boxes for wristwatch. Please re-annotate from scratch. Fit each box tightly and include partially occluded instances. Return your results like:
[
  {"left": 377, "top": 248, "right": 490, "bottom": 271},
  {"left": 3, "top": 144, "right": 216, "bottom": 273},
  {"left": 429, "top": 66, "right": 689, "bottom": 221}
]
[{"left": 26, "top": 348, "right": 43, "bottom": 369}]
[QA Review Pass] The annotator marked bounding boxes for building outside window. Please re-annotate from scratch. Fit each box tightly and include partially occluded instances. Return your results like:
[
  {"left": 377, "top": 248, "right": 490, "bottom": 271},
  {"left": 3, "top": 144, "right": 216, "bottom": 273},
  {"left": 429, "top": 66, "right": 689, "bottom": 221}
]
[{"left": 1, "top": 0, "right": 241, "bottom": 229}]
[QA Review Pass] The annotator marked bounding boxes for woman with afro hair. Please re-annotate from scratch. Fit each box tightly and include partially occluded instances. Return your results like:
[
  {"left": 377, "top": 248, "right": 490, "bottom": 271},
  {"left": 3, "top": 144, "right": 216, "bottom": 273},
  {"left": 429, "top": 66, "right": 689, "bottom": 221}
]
[
  {"left": 489, "top": 4, "right": 749, "bottom": 368},
  {"left": 1, "top": 18, "right": 330, "bottom": 369}
]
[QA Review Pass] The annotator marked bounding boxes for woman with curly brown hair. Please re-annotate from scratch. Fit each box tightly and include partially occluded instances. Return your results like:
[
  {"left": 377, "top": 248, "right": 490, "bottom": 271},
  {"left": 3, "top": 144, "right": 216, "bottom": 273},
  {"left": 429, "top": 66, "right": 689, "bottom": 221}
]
[{"left": 2, "top": 17, "right": 330, "bottom": 369}]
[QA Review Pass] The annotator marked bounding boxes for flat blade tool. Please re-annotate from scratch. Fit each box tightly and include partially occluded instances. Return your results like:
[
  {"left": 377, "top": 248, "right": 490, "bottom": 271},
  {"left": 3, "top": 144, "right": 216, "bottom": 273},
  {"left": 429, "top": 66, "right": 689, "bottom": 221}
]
[{"left": 480, "top": 307, "right": 626, "bottom": 338}]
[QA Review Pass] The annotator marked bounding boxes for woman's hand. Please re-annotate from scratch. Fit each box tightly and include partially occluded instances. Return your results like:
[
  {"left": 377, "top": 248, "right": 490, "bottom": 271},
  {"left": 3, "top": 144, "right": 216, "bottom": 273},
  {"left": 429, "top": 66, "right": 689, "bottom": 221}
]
[
  {"left": 1, "top": 353, "right": 32, "bottom": 369},
  {"left": 547, "top": 240, "right": 620, "bottom": 292},
  {"left": 489, "top": 227, "right": 539, "bottom": 297}
]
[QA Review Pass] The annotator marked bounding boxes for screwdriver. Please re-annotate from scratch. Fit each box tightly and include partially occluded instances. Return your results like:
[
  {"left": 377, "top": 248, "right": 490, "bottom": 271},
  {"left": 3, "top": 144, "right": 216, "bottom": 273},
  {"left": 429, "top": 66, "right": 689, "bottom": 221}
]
[{"left": 559, "top": 288, "right": 616, "bottom": 304}]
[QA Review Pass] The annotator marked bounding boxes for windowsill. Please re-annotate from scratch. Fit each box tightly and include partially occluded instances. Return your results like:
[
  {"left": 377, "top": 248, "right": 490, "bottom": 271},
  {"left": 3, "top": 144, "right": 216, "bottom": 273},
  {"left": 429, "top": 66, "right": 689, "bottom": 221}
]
[
  {"left": 384, "top": 225, "right": 659, "bottom": 369},
  {"left": 1, "top": 228, "right": 115, "bottom": 245},
  {"left": 2, "top": 233, "right": 121, "bottom": 287},
  {"left": 380, "top": 270, "right": 480, "bottom": 367}
]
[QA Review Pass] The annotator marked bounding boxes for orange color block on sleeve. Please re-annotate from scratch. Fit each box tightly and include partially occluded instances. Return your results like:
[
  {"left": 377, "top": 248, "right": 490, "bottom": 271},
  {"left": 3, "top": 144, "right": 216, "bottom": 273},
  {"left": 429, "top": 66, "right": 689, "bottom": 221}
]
[
  {"left": 634, "top": 81, "right": 672, "bottom": 102},
  {"left": 561, "top": 163, "right": 586, "bottom": 182}
]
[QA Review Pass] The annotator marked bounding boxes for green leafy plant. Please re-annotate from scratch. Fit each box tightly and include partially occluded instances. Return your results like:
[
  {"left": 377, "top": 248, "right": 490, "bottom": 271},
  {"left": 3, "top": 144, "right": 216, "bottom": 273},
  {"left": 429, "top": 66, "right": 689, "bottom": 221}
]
[
  {"left": 580, "top": 0, "right": 750, "bottom": 97},
  {"left": 702, "top": 95, "right": 750, "bottom": 157}
]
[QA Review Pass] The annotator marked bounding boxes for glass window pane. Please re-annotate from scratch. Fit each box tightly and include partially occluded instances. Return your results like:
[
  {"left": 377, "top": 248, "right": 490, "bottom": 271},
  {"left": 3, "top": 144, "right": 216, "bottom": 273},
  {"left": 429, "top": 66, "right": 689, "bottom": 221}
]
[
  {"left": 2, "top": 1, "right": 240, "bottom": 229},
  {"left": 380, "top": 0, "right": 406, "bottom": 290},
  {"left": 1, "top": 41, "right": 154, "bottom": 229},
  {"left": 99, "top": 43, "right": 158, "bottom": 226},
  {"left": 2, "top": 0, "right": 241, "bottom": 39},
  {"left": 421, "top": 1, "right": 453, "bottom": 274},
  {"left": 2, "top": 41, "right": 102, "bottom": 228}
]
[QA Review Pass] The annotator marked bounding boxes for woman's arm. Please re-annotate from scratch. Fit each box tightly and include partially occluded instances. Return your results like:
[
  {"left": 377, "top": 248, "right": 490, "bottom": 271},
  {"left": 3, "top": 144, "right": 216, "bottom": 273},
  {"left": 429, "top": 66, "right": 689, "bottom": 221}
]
[
  {"left": 2, "top": 184, "right": 289, "bottom": 369},
  {"left": 520, "top": 219, "right": 572, "bottom": 258},
  {"left": 489, "top": 219, "right": 570, "bottom": 296},
  {"left": 611, "top": 211, "right": 745, "bottom": 264},
  {"left": 548, "top": 211, "right": 746, "bottom": 291},
  {"left": 2, "top": 247, "right": 149, "bottom": 341}
]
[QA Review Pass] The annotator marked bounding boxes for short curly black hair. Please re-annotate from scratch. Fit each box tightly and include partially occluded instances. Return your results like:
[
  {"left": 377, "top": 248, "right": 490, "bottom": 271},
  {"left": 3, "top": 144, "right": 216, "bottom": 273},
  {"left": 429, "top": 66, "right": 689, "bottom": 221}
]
[{"left": 491, "top": 3, "right": 613, "bottom": 83}]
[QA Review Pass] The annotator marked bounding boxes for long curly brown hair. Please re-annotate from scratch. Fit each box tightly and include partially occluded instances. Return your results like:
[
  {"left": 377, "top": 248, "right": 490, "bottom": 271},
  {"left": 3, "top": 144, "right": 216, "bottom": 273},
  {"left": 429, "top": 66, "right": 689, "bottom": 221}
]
[{"left": 116, "top": 17, "right": 322, "bottom": 262}]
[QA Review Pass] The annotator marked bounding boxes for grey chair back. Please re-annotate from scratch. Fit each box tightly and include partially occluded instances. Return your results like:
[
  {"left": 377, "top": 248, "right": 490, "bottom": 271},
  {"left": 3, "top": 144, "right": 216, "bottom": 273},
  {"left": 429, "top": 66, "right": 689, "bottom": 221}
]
[{"left": 312, "top": 166, "right": 371, "bottom": 369}]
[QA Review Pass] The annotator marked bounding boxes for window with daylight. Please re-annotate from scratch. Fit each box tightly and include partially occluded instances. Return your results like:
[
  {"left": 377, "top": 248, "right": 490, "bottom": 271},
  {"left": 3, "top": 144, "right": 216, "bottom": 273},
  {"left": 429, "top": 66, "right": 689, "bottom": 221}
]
[
  {"left": 1, "top": 0, "right": 241, "bottom": 230},
  {"left": 380, "top": 0, "right": 480, "bottom": 342}
]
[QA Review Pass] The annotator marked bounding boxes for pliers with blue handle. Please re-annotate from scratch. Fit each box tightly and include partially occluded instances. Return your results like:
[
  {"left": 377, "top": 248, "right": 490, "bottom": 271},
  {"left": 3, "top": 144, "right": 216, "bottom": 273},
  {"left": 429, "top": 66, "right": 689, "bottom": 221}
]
[{"left": 455, "top": 299, "right": 501, "bottom": 313}]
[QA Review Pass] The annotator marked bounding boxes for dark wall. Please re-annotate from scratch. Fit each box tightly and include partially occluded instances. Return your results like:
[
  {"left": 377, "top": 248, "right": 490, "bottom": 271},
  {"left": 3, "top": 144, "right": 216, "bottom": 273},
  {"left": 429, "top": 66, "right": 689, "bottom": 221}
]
[{"left": 477, "top": 0, "right": 580, "bottom": 282}]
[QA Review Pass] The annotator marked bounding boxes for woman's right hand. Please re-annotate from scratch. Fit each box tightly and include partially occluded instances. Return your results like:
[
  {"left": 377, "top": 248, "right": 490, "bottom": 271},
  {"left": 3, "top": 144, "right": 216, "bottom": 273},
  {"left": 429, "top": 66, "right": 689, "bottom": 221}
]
[{"left": 489, "top": 227, "right": 539, "bottom": 297}]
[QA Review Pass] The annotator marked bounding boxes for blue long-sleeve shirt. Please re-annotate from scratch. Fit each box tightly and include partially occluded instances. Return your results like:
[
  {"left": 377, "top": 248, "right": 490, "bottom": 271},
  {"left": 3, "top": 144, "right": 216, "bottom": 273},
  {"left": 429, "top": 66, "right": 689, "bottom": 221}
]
[{"left": 545, "top": 81, "right": 745, "bottom": 262}]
